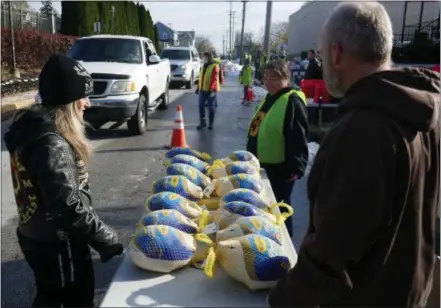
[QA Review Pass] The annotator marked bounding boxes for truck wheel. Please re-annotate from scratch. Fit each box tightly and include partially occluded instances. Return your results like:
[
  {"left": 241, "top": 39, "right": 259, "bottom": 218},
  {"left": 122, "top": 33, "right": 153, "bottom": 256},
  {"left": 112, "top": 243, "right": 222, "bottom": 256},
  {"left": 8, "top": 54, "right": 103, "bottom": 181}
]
[
  {"left": 127, "top": 93, "right": 148, "bottom": 135},
  {"left": 158, "top": 81, "right": 170, "bottom": 110},
  {"left": 185, "top": 72, "right": 194, "bottom": 89}
]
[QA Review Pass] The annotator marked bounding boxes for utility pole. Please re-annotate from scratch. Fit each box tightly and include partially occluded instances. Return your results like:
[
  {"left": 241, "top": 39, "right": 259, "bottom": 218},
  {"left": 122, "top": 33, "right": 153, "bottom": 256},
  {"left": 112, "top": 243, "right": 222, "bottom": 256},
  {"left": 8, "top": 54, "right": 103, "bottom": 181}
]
[
  {"left": 229, "top": 1, "right": 233, "bottom": 58},
  {"left": 400, "top": 1, "right": 408, "bottom": 43},
  {"left": 239, "top": 1, "right": 248, "bottom": 65},
  {"left": 263, "top": 1, "right": 273, "bottom": 57},
  {"left": 232, "top": 11, "right": 236, "bottom": 59},
  {"left": 225, "top": 30, "right": 229, "bottom": 56},
  {"left": 8, "top": 1, "right": 19, "bottom": 78},
  {"left": 222, "top": 35, "right": 225, "bottom": 56},
  {"left": 417, "top": 1, "right": 425, "bottom": 34}
]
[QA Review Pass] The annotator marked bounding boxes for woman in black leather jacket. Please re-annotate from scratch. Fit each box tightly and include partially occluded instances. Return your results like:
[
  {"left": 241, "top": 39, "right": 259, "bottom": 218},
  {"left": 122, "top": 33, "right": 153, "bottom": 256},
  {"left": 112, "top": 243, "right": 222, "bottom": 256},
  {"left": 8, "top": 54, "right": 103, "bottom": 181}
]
[{"left": 4, "top": 54, "right": 123, "bottom": 307}]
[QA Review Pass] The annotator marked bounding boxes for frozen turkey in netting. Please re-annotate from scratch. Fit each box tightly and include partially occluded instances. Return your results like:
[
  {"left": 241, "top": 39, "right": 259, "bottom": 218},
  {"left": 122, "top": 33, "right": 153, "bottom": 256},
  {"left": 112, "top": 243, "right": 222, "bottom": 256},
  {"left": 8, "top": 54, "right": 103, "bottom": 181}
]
[
  {"left": 164, "top": 154, "right": 210, "bottom": 174},
  {"left": 166, "top": 163, "right": 211, "bottom": 189},
  {"left": 152, "top": 175, "right": 204, "bottom": 201}
]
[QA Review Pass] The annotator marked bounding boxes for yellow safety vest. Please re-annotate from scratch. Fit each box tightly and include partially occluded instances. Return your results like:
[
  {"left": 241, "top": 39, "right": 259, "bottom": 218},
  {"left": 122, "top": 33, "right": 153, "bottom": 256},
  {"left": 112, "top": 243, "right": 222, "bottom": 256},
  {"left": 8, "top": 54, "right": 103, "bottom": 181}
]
[{"left": 198, "top": 63, "right": 220, "bottom": 92}]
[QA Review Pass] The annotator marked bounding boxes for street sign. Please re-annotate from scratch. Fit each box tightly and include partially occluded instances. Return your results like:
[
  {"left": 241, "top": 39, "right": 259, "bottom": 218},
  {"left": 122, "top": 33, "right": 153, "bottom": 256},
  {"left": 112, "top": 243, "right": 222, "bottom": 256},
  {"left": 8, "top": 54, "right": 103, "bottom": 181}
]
[
  {"left": 25, "top": 13, "right": 30, "bottom": 21},
  {"left": 94, "top": 22, "right": 101, "bottom": 34}
]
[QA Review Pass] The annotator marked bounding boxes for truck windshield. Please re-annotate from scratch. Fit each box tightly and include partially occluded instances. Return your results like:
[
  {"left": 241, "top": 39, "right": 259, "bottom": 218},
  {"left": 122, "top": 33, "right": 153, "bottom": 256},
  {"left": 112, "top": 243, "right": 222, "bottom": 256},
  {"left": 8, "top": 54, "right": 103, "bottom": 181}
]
[
  {"left": 68, "top": 38, "right": 143, "bottom": 64},
  {"left": 160, "top": 49, "right": 190, "bottom": 60}
]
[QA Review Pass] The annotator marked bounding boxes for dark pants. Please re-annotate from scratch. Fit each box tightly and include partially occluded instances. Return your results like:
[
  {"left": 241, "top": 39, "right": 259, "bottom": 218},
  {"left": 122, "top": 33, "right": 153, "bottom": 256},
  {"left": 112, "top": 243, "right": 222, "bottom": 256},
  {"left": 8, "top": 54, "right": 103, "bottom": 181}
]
[
  {"left": 17, "top": 230, "right": 95, "bottom": 307},
  {"left": 254, "top": 64, "right": 260, "bottom": 79},
  {"left": 266, "top": 172, "right": 294, "bottom": 238},
  {"left": 243, "top": 85, "right": 250, "bottom": 101},
  {"left": 255, "top": 70, "right": 261, "bottom": 81},
  {"left": 198, "top": 90, "right": 217, "bottom": 125}
]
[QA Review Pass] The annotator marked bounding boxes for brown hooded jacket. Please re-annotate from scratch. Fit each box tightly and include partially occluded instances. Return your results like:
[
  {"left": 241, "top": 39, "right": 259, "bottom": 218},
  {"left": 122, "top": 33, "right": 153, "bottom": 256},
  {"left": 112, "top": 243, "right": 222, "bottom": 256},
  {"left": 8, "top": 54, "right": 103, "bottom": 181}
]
[{"left": 269, "top": 68, "right": 440, "bottom": 307}]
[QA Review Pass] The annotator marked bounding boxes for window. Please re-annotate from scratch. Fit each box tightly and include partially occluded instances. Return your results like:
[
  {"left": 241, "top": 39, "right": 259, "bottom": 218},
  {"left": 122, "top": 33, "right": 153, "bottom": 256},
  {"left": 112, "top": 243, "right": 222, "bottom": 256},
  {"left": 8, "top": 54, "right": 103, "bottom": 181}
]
[
  {"left": 143, "top": 42, "right": 150, "bottom": 62},
  {"left": 147, "top": 41, "right": 157, "bottom": 55},
  {"left": 193, "top": 49, "right": 199, "bottom": 59},
  {"left": 68, "top": 38, "right": 143, "bottom": 64},
  {"left": 159, "top": 49, "right": 191, "bottom": 60}
]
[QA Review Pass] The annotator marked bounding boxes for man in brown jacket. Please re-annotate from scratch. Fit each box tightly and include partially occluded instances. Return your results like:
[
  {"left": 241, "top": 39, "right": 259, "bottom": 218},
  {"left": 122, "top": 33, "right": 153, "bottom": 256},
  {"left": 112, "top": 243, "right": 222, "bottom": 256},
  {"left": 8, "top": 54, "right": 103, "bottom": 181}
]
[{"left": 269, "top": 2, "right": 440, "bottom": 307}]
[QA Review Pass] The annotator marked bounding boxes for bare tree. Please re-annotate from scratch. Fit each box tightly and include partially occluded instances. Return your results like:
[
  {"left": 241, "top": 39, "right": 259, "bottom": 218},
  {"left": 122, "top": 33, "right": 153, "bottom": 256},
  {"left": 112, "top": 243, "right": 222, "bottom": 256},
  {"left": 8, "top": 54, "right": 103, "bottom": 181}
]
[
  {"left": 195, "top": 35, "right": 215, "bottom": 54},
  {"left": 258, "top": 21, "right": 289, "bottom": 51},
  {"left": 234, "top": 31, "right": 256, "bottom": 47},
  {"left": 233, "top": 31, "right": 262, "bottom": 59},
  {"left": 40, "top": 1, "right": 58, "bottom": 16}
]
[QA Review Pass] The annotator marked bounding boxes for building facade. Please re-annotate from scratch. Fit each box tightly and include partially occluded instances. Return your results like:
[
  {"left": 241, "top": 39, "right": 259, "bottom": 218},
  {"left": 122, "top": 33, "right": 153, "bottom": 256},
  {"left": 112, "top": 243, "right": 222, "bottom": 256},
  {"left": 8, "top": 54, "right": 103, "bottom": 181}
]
[{"left": 288, "top": 1, "right": 440, "bottom": 55}]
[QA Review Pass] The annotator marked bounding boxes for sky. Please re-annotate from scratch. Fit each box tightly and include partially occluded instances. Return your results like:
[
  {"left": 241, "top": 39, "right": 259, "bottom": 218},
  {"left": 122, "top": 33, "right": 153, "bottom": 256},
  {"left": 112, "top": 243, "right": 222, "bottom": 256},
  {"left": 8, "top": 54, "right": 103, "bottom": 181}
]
[{"left": 27, "top": 1, "right": 304, "bottom": 52}]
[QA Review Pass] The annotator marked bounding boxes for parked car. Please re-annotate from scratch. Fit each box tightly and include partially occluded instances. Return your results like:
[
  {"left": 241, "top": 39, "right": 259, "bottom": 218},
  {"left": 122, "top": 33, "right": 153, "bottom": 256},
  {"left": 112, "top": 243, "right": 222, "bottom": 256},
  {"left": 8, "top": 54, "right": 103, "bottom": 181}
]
[
  {"left": 35, "top": 35, "right": 170, "bottom": 135},
  {"left": 160, "top": 46, "right": 201, "bottom": 89}
]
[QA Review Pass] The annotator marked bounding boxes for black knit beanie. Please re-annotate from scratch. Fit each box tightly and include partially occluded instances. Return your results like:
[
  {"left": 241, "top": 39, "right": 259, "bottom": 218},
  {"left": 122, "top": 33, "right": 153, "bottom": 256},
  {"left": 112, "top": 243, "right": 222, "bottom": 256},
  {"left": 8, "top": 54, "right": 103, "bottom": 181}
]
[{"left": 39, "top": 53, "right": 94, "bottom": 106}]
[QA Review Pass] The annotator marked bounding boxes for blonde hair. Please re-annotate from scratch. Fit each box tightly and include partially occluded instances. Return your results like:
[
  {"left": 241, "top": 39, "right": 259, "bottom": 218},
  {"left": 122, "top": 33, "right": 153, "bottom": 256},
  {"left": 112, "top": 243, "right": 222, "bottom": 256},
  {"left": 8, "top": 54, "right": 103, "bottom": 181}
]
[{"left": 51, "top": 101, "right": 92, "bottom": 163}]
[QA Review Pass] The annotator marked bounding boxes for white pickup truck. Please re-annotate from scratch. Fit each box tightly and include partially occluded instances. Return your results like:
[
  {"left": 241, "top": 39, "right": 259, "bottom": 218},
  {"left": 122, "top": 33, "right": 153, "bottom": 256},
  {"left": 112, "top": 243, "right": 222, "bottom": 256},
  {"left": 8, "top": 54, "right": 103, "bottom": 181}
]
[{"left": 63, "top": 34, "right": 171, "bottom": 135}]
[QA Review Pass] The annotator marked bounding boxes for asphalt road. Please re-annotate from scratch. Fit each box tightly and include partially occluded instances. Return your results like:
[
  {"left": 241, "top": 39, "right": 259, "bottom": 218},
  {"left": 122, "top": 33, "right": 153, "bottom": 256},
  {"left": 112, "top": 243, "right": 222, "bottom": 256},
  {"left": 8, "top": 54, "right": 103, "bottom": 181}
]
[{"left": 0, "top": 75, "right": 310, "bottom": 307}]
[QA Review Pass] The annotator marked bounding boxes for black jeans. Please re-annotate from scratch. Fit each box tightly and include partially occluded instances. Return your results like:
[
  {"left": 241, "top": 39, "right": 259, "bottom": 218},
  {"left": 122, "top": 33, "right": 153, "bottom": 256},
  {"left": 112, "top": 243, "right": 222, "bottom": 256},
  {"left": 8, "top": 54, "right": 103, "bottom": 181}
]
[
  {"left": 17, "top": 230, "right": 95, "bottom": 307},
  {"left": 265, "top": 172, "right": 295, "bottom": 238}
]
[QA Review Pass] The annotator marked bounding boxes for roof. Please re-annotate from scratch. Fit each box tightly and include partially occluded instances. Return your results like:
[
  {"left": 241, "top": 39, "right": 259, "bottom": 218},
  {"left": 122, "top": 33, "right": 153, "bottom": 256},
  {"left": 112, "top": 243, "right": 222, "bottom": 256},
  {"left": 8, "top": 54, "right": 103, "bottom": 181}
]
[
  {"left": 79, "top": 35, "right": 152, "bottom": 42},
  {"left": 155, "top": 22, "right": 176, "bottom": 33},
  {"left": 155, "top": 22, "right": 177, "bottom": 42}
]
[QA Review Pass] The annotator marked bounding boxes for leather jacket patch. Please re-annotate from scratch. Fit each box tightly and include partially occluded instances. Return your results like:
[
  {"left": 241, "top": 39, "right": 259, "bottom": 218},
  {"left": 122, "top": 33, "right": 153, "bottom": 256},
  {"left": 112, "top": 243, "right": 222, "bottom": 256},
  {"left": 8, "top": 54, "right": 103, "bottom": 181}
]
[{"left": 10, "top": 150, "right": 39, "bottom": 225}]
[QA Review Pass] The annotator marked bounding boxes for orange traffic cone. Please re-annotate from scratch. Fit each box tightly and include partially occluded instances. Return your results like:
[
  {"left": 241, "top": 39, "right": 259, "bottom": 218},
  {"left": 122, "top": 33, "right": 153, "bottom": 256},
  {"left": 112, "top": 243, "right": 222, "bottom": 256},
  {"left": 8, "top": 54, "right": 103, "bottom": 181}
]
[
  {"left": 248, "top": 87, "right": 255, "bottom": 102},
  {"left": 165, "top": 105, "right": 188, "bottom": 149}
]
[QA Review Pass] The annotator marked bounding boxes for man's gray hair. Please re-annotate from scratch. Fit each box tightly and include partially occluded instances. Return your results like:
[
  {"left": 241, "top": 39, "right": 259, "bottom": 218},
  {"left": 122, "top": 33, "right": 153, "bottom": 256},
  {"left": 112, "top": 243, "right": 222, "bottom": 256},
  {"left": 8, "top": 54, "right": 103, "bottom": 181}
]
[{"left": 321, "top": 2, "right": 393, "bottom": 64}]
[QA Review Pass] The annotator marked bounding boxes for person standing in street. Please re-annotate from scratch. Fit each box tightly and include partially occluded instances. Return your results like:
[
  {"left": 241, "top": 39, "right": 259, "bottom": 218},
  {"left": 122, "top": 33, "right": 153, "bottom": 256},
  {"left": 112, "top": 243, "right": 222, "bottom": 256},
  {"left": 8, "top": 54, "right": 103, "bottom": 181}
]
[
  {"left": 195, "top": 51, "right": 220, "bottom": 130},
  {"left": 238, "top": 58, "right": 253, "bottom": 105},
  {"left": 254, "top": 48, "right": 262, "bottom": 80},
  {"left": 246, "top": 60, "right": 309, "bottom": 237},
  {"left": 255, "top": 48, "right": 268, "bottom": 82},
  {"left": 269, "top": 2, "right": 440, "bottom": 307},
  {"left": 3, "top": 54, "right": 123, "bottom": 307},
  {"left": 304, "top": 49, "right": 322, "bottom": 80},
  {"left": 211, "top": 49, "right": 224, "bottom": 107}
]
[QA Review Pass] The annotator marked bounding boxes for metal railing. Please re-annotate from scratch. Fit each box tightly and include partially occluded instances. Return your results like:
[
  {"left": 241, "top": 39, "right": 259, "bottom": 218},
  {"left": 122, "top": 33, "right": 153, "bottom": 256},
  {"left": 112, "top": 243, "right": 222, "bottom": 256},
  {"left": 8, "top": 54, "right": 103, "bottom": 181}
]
[
  {"left": 394, "top": 18, "right": 440, "bottom": 46},
  {"left": 1, "top": 2, "right": 61, "bottom": 34}
]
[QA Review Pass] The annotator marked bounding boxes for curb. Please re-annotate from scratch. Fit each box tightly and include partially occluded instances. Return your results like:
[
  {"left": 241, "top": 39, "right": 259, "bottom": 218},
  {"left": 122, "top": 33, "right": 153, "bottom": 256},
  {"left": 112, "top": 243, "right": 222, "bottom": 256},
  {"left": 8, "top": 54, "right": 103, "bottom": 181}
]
[{"left": 1, "top": 99, "right": 34, "bottom": 121}]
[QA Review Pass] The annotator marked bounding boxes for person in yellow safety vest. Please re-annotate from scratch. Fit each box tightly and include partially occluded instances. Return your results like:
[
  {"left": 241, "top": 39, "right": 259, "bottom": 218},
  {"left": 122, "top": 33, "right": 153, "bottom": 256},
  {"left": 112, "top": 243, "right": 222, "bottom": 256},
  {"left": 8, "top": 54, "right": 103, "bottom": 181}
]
[
  {"left": 255, "top": 52, "right": 268, "bottom": 81},
  {"left": 244, "top": 52, "right": 251, "bottom": 64},
  {"left": 211, "top": 50, "right": 224, "bottom": 107},
  {"left": 246, "top": 60, "right": 309, "bottom": 237},
  {"left": 238, "top": 58, "right": 253, "bottom": 105},
  {"left": 195, "top": 51, "right": 220, "bottom": 130}
]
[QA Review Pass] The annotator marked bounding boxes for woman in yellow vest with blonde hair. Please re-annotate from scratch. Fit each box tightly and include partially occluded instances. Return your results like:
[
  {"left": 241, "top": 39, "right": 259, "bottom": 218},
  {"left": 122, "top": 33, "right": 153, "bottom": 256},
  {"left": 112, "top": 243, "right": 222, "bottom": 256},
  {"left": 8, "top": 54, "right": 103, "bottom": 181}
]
[
  {"left": 246, "top": 60, "right": 309, "bottom": 237},
  {"left": 195, "top": 51, "right": 220, "bottom": 130}
]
